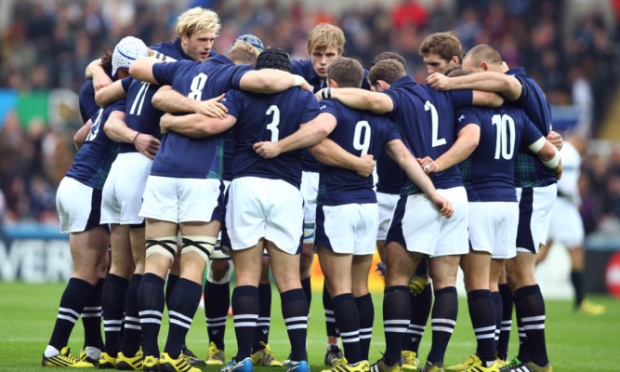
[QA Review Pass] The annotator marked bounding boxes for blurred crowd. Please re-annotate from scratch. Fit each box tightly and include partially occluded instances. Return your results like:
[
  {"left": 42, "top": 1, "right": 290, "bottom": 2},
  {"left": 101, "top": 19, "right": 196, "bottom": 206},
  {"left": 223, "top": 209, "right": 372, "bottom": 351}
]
[{"left": 1, "top": 0, "right": 620, "bottom": 238}]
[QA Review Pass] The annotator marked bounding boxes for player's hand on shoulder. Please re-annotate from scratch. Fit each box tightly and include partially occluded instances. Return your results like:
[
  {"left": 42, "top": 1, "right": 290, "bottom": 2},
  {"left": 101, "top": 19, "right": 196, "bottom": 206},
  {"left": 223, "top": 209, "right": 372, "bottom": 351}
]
[
  {"left": 355, "top": 154, "right": 376, "bottom": 178},
  {"left": 301, "top": 80, "right": 313, "bottom": 93},
  {"left": 432, "top": 194, "right": 453, "bottom": 219},
  {"left": 197, "top": 93, "right": 227, "bottom": 119},
  {"left": 426, "top": 72, "right": 450, "bottom": 91},
  {"left": 253, "top": 141, "right": 282, "bottom": 158},
  {"left": 93, "top": 71, "right": 113, "bottom": 92},
  {"left": 134, "top": 133, "right": 160, "bottom": 160}
]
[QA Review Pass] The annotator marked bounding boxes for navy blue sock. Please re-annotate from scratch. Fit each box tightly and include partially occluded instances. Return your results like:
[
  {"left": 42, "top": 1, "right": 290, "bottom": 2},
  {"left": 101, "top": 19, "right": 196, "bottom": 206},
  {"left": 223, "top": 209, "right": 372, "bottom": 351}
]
[
  {"left": 232, "top": 286, "right": 259, "bottom": 361},
  {"left": 102, "top": 273, "right": 129, "bottom": 357},
  {"left": 49, "top": 278, "right": 94, "bottom": 350},
  {"left": 165, "top": 273, "right": 180, "bottom": 307},
  {"left": 404, "top": 284, "right": 432, "bottom": 354},
  {"left": 137, "top": 273, "right": 165, "bottom": 358},
  {"left": 497, "top": 284, "right": 513, "bottom": 361},
  {"left": 355, "top": 293, "right": 374, "bottom": 360},
  {"left": 514, "top": 285, "right": 549, "bottom": 366},
  {"left": 204, "top": 280, "right": 230, "bottom": 350},
  {"left": 301, "top": 277, "right": 311, "bottom": 307},
  {"left": 332, "top": 293, "right": 361, "bottom": 364},
  {"left": 427, "top": 286, "right": 458, "bottom": 365},
  {"left": 253, "top": 283, "right": 272, "bottom": 351},
  {"left": 164, "top": 278, "right": 202, "bottom": 359},
  {"left": 491, "top": 291, "right": 502, "bottom": 356},
  {"left": 467, "top": 290, "right": 496, "bottom": 365},
  {"left": 121, "top": 274, "right": 142, "bottom": 357},
  {"left": 323, "top": 283, "right": 339, "bottom": 339},
  {"left": 382, "top": 286, "right": 410, "bottom": 366},
  {"left": 82, "top": 278, "right": 104, "bottom": 350},
  {"left": 281, "top": 289, "right": 309, "bottom": 362}
]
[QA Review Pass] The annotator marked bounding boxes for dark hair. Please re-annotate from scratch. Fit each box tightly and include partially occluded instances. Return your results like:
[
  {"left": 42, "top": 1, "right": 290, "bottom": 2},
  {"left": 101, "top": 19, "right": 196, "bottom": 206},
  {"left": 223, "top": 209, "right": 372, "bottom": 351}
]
[
  {"left": 368, "top": 59, "right": 406, "bottom": 86},
  {"left": 371, "top": 52, "right": 406, "bottom": 68},
  {"left": 419, "top": 32, "right": 463, "bottom": 64},
  {"left": 100, "top": 50, "right": 113, "bottom": 73},
  {"left": 327, "top": 57, "right": 364, "bottom": 88},
  {"left": 255, "top": 47, "right": 291, "bottom": 72}
]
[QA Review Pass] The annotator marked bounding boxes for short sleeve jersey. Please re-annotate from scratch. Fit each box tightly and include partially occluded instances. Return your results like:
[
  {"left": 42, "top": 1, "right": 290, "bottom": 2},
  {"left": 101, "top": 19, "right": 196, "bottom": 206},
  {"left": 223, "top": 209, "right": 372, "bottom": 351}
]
[
  {"left": 223, "top": 86, "right": 320, "bottom": 188},
  {"left": 291, "top": 59, "right": 371, "bottom": 172},
  {"left": 317, "top": 99, "right": 401, "bottom": 206},
  {"left": 376, "top": 120, "right": 407, "bottom": 195},
  {"left": 149, "top": 54, "right": 252, "bottom": 179},
  {"left": 506, "top": 67, "right": 556, "bottom": 188},
  {"left": 382, "top": 76, "right": 472, "bottom": 195},
  {"left": 456, "top": 105, "right": 545, "bottom": 202},
  {"left": 120, "top": 39, "right": 196, "bottom": 154},
  {"left": 79, "top": 80, "right": 100, "bottom": 124},
  {"left": 66, "top": 99, "right": 127, "bottom": 189}
]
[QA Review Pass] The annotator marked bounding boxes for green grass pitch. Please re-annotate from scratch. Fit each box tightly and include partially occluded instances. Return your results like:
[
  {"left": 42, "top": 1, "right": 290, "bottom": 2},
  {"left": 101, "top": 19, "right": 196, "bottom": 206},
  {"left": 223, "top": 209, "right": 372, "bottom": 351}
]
[{"left": 1, "top": 282, "right": 619, "bottom": 371}]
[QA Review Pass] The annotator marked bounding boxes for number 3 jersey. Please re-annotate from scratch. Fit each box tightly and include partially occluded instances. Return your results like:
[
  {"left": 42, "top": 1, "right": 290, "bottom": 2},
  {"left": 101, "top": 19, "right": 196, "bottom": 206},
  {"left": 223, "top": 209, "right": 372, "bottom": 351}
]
[
  {"left": 222, "top": 87, "right": 319, "bottom": 188},
  {"left": 456, "top": 105, "right": 545, "bottom": 202},
  {"left": 381, "top": 75, "right": 472, "bottom": 195},
  {"left": 149, "top": 54, "right": 253, "bottom": 179}
]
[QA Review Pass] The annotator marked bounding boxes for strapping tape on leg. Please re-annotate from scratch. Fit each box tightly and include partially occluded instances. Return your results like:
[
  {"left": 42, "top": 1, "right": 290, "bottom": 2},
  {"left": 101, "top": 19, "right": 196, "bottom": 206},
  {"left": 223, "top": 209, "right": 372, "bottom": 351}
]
[
  {"left": 181, "top": 235, "right": 217, "bottom": 262},
  {"left": 145, "top": 236, "right": 178, "bottom": 261},
  {"left": 303, "top": 223, "right": 315, "bottom": 244}
]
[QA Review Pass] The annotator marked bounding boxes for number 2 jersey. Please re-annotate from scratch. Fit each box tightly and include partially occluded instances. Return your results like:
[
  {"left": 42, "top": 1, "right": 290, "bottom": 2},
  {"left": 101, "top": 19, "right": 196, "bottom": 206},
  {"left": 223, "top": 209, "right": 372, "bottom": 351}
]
[
  {"left": 381, "top": 75, "right": 472, "bottom": 195},
  {"left": 149, "top": 54, "right": 253, "bottom": 179}
]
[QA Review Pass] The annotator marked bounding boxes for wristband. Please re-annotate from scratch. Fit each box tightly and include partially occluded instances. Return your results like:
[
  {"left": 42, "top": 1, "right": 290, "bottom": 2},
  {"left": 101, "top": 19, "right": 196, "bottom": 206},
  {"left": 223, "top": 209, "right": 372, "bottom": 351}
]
[
  {"left": 293, "top": 74, "right": 305, "bottom": 87},
  {"left": 542, "top": 149, "right": 561, "bottom": 169},
  {"left": 132, "top": 132, "right": 141, "bottom": 144},
  {"left": 320, "top": 87, "right": 332, "bottom": 99}
]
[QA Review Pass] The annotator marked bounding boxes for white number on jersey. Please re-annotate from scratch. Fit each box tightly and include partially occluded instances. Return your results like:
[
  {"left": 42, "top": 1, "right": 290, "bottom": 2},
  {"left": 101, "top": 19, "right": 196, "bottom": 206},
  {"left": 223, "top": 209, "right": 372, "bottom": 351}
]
[
  {"left": 266, "top": 105, "right": 280, "bottom": 142},
  {"left": 353, "top": 120, "right": 371, "bottom": 156},
  {"left": 188, "top": 73, "right": 208, "bottom": 100},
  {"left": 129, "top": 82, "right": 150, "bottom": 116},
  {"left": 85, "top": 108, "right": 104, "bottom": 142},
  {"left": 425, "top": 101, "right": 446, "bottom": 147},
  {"left": 491, "top": 114, "right": 516, "bottom": 160}
]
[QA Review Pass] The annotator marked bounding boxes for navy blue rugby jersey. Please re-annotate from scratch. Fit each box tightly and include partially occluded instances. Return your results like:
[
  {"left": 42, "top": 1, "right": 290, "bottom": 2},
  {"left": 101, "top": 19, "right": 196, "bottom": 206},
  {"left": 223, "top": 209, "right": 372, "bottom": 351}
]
[
  {"left": 222, "top": 87, "right": 320, "bottom": 188},
  {"left": 119, "top": 40, "right": 198, "bottom": 154},
  {"left": 291, "top": 59, "right": 370, "bottom": 173},
  {"left": 66, "top": 98, "right": 127, "bottom": 189},
  {"left": 382, "top": 76, "right": 472, "bottom": 195},
  {"left": 317, "top": 99, "right": 401, "bottom": 206},
  {"left": 149, "top": 54, "right": 252, "bottom": 179},
  {"left": 79, "top": 80, "right": 100, "bottom": 124},
  {"left": 456, "top": 105, "right": 545, "bottom": 203},
  {"left": 376, "top": 120, "right": 406, "bottom": 195},
  {"left": 506, "top": 67, "right": 556, "bottom": 188},
  {"left": 222, "top": 130, "right": 234, "bottom": 182}
]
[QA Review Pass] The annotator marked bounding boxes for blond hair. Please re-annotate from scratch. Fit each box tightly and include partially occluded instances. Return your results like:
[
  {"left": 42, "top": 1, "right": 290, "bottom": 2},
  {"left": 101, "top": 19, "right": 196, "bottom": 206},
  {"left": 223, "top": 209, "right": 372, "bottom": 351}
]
[
  {"left": 176, "top": 7, "right": 221, "bottom": 38},
  {"left": 307, "top": 23, "right": 345, "bottom": 54},
  {"left": 228, "top": 42, "right": 260, "bottom": 66},
  {"left": 464, "top": 44, "right": 502, "bottom": 67}
]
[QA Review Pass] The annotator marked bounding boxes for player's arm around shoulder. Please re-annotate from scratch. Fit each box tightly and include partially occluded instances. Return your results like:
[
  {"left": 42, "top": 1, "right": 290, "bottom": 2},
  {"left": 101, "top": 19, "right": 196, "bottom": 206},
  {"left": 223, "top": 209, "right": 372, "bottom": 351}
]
[
  {"left": 428, "top": 71, "right": 522, "bottom": 101},
  {"left": 528, "top": 136, "right": 563, "bottom": 180},
  {"left": 320, "top": 88, "right": 394, "bottom": 114},
  {"left": 160, "top": 112, "right": 236, "bottom": 138},
  {"left": 239, "top": 69, "right": 311, "bottom": 93}
]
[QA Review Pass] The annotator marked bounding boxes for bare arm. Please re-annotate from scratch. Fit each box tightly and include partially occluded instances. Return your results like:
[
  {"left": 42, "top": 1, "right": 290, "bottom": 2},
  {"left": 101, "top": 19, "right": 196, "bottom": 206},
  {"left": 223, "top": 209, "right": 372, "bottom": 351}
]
[
  {"left": 471, "top": 90, "right": 504, "bottom": 108},
  {"left": 528, "top": 137, "right": 563, "bottom": 180},
  {"left": 104, "top": 110, "right": 161, "bottom": 160},
  {"left": 325, "top": 88, "right": 394, "bottom": 114},
  {"left": 385, "top": 139, "right": 453, "bottom": 218},
  {"left": 85, "top": 58, "right": 113, "bottom": 91},
  {"left": 253, "top": 113, "right": 336, "bottom": 158},
  {"left": 128, "top": 57, "right": 159, "bottom": 84},
  {"left": 152, "top": 86, "right": 227, "bottom": 119},
  {"left": 95, "top": 79, "right": 127, "bottom": 107},
  {"left": 417, "top": 124, "right": 480, "bottom": 174},
  {"left": 74, "top": 120, "right": 93, "bottom": 150},
  {"left": 427, "top": 72, "right": 522, "bottom": 101},
  {"left": 239, "top": 70, "right": 312, "bottom": 93},
  {"left": 309, "top": 139, "right": 375, "bottom": 178},
  {"left": 160, "top": 112, "right": 236, "bottom": 138}
]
